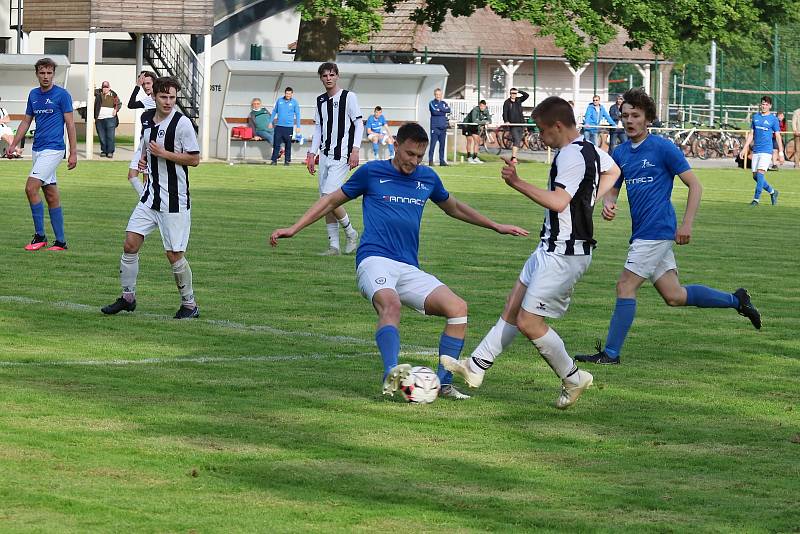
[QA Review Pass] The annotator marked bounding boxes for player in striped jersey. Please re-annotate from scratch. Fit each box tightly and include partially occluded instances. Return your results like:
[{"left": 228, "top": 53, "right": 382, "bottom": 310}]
[
  {"left": 126, "top": 70, "right": 157, "bottom": 195},
  {"left": 575, "top": 88, "right": 761, "bottom": 366},
  {"left": 442, "top": 96, "right": 622, "bottom": 409},
  {"left": 101, "top": 76, "right": 202, "bottom": 319},
  {"left": 305, "top": 62, "right": 361, "bottom": 256}
]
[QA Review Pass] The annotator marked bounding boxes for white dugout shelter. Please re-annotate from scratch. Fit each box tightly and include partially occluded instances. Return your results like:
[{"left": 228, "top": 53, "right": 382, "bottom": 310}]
[
  {"left": 209, "top": 60, "right": 448, "bottom": 161},
  {"left": 0, "top": 54, "right": 70, "bottom": 117}
]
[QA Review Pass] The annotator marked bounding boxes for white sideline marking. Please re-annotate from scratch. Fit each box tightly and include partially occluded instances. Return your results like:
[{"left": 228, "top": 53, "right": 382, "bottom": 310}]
[
  {"left": 0, "top": 295, "right": 439, "bottom": 356},
  {"left": 0, "top": 352, "right": 375, "bottom": 367}
]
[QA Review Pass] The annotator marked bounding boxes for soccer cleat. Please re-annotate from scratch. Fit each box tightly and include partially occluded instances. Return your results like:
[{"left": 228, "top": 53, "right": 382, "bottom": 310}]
[
  {"left": 440, "top": 384, "right": 471, "bottom": 400},
  {"left": 474, "top": 157, "right": 485, "bottom": 164},
  {"left": 382, "top": 363, "right": 412, "bottom": 396},
  {"left": 575, "top": 341, "right": 620, "bottom": 365},
  {"left": 556, "top": 369, "right": 593, "bottom": 410},
  {"left": 734, "top": 288, "right": 761, "bottom": 329},
  {"left": 749, "top": 200, "right": 759, "bottom": 207},
  {"left": 25, "top": 234, "right": 48, "bottom": 251},
  {"left": 319, "top": 246, "right": 340, "bottom": 256},
  {"left": 174, "top": 305, "right": 200, "bottom": 319},
  {"left": 440, "top": 355, "right": 484, "bottom": 388},
  {"left": 46, "top": 241, "right": 68, "bottom": 251},
  {"left": 468, "top": 157, "right": 478, "bottom": 165},
  {"left": 770, "top": 189, "right": 779, "bottom": 205},
  {"left": 439, "top": 161, "right": 449, "bottom": 167},
  {"left": 344, "top": 231, "right": 359, "bottom": 255},
  {"left": 101, "top": 297, "right": 137, "bottom": 315}
]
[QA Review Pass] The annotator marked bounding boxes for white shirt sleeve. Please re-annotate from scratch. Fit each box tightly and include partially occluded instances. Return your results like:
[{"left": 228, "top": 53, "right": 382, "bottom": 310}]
[
  {"left": 553, "top": 148, "right": 588, "bottom": 197},
  {"left": 597, "top": 148, "right": 614, "bottom": 172},
  {"left": 309, "top": 102, "right": 322, "bottom": 155},
  {"left": 348, "top": 92, "right": 364, "bottom": 150},
  {"left": 179, "top": 118, "right": 200, "bottom": 153}
]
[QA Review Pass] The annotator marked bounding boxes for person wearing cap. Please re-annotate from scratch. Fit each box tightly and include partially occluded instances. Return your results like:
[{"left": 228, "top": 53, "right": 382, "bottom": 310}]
[{"left": 94, "top": 81, "right": 121, "bottom": 158}]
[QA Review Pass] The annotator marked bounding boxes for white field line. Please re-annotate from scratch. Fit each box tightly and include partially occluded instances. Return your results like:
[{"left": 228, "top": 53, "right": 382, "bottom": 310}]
[
  {"left": 0, "top": 295, "right": 439, "bottom": 361},
  {"left": 0, "top": 352, "right": 376, "bottom": 367}
]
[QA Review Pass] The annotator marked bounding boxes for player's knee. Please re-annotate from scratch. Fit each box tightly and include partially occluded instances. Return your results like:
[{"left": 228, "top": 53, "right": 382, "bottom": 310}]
[
  {"left": 447, "top": 297, "right": 468, "bottom": 320},
  {"left": 662, "top": 292, "right": 684, "bottom": 307}
]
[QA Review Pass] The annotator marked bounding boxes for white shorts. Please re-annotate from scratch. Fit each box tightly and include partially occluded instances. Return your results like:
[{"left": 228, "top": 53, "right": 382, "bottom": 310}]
[
  {"left": 519, "top": 244, "right": 592, "bottom": 318},
  {"left": 751, "top": 152, "right": 772, "bottom": 172},
  {"left": 30, "top": 149, "right": 63, "bottom": 186},
  {"left": 126, "top": 202, "right": 191, "bottom": 252},
  {"left": 129, "top": 147, "right": 143, "bottom": 171},
  {"left": 0, "top": 125, "right": 13, "bottom": 137},
  {"left": 318, "top": 155, "right": 350, "bottom": 195},
  {"left": 623, "top": 239, "right": 677, "bottom": 283},
  {"left": 356, "top": 256, "right": 444, "bottom": 314}
]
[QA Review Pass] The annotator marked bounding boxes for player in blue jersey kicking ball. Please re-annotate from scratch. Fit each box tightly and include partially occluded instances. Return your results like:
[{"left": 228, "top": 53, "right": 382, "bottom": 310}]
[
  {"left": 740, "top": 96, "right": 782, "bottom": 207},
  {"left": 5, "top": 57, "right": 77, "bottom": 251},
  {"left": 575, "top": 88, "right": 761, "bottom": 366},
  {"left": 270, "top": 122, "right": 528, "bottom": 400}
]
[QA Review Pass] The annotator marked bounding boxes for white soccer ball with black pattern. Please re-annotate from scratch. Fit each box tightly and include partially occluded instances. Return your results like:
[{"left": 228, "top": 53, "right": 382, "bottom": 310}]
[{"left": 399, "top": 366, "right": 440, "bottom": 404}]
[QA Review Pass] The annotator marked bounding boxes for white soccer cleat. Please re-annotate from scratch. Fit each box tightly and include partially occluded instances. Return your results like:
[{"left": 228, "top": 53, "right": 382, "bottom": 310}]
[
  {"left": 555, "top": 369, "right": 593, "bottom": 410},
  {"left": 440, "top": 384, "right": 471, "bottom": 400},
  {"left": 440, "top": 355, "right": 484, "bottom": 388},
  {"left": 344, "top": 231, "right": 359, "bottom": 254},
  {"left": 382, "top": 363, "right": 413, "bottom": 396},
  {"left": 318, "top": 246, "right": 341, "bottom": 256}
]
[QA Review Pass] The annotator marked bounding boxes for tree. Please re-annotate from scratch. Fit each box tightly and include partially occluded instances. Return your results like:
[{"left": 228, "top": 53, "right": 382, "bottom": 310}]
[
  {"left": 295, "top": 0, "right": 383, "bottom": 61},
  {"left": 296, "top": 0, "right": 800, "bottom": 66}
]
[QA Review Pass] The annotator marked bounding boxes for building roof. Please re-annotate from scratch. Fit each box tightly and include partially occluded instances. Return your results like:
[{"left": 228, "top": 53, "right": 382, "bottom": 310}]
[{"left": 344, "top": 1, "right": 659, "bottom": 62}]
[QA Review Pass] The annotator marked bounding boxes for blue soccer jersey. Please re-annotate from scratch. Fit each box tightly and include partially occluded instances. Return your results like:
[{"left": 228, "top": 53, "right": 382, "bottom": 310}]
[
  {"left": 341, "top": 160, "right": 449, "bottom": 268},
  {"left": 612, "top": 135, "right": 691, "bottom": 242},
  {"left": 751, "top": 113, "right": 780, "bottom": 154},
  {"left": 366, "top": 114, "right": 387, "bottom": 134},
  {"left": 25, "top": 85, "right": 73, "bottom": 152}
]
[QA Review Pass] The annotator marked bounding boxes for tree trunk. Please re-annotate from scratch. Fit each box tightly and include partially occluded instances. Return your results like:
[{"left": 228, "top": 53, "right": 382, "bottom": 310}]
[{"left": 295, "top": 15, "right": 341, "bottom": 62}]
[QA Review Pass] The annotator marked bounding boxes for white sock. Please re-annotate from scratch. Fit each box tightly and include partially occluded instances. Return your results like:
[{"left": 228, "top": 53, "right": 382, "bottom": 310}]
[
  {"left": 469, "top": 317, "right": 519, "bottom": 374},
  {"left": 326, "top": 223, "right": 340, "bottom": 250},
  {"left": 128, "top": 177, "right": 144, "bottom": 196},
  {"left": 120, "top": 252, "right": 139, "bottom": 298},
  {"left": 531, "top": 327, "right": 577, "bottom": 381},
  {"left": 171, "top": 257, "right": 195, "bottom": 307},
  {"left": 338, "top": 213, "right": 357, "bottom": 238}
]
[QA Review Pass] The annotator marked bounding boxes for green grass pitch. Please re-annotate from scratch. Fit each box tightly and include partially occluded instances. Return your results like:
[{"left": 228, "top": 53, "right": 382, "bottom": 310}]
[{"left": 0, "top": 159, "right": 798, "bottom": 531}]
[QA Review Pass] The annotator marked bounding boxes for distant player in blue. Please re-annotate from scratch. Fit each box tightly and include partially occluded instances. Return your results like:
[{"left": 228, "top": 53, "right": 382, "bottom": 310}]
[
  {"left": 428, "top": 88, "right": 450, "bottom": 166},
  {"left": 576, "top": 88, "right": 762, "bottom": 366},
  {"left": 5, "top": 57, "right": 77, "bottom": 251},
  {"left": 271, "top": 122, "right": 528, "bottom": 399},
  {"left": 365, "top": 106, "right": 395, "bottom": 159},
  {"left": 740, "top": 96, "right": 782, "bottom": 206}
]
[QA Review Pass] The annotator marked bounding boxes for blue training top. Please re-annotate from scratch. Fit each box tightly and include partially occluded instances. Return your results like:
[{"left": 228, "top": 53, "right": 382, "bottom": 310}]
[
  {"left": 365, "top": 114, "right": 387, "bottom": 134},
  {"left": 341, "top": 159, "right": 450, "bottom": 268},
  {"left": 25, "top": 85, "right": 73, "bottom": 152},
  {"left": 270, "top": 97, "right": 300, "bottom": 128},
  {"left": 612, "top": 134, "right": 691, "bottom": 242},
  {"left": 751, "top": 113, "right": 781, "bottom": 155}
]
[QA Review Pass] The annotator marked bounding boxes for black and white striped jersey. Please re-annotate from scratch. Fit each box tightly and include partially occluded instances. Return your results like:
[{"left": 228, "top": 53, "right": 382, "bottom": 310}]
[
  {"left": 539, "top": 136, "right": 614, "bottom": 255},
  {"left": 138, "top": 110, "right": 200, "bottom": 213},
  {"left": 127, "top": 86, "right": 156, "bottom": 111},
  {"left": 310, "top": 89, "right": 364, "bottom": 161}
]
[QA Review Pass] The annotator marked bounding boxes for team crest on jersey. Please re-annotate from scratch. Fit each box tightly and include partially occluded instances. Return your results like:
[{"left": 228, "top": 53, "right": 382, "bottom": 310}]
[
  {"left": 375, "top": 277, "right": 387, "bottom": 285},
  {"left": 45, "top": 98, "right": 54, "bottom": 104},
  {"left": 641, "top": 159, "right": 655, "bottom": 169},
  {"left": 158, "top": 130, "right": 165, "bottom": 138},
  {"left": 416, "top": 181, "right": 428, "bottom": 190}
]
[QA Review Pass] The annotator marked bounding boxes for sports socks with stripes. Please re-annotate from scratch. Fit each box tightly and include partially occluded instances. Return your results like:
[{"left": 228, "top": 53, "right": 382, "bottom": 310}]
[
  {"left": 120, "top": 252, "right": 139, "bottom": 301},
  {"left": 531, "top": 327, "right": 579, "bottom": 383},
  {"left": 468, "top": 318, "right": 519, "bottom": 376},
  {"left": 337, "top": 213, "right": 357, "bottom": 238}
]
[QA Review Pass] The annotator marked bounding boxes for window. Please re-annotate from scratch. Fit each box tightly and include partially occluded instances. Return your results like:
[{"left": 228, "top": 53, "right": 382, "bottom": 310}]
[
  {"left": 102, "top": 39, "right": 136, "bottom": 61},
  {"left": 44, "top": 38, "right": 71, "bottom": 58},
  {"left": 490, "top": 67, "right": 506, "bottom": 99},
  {"left": 0, "top": 38, "right": 9, "bottom": 54}
]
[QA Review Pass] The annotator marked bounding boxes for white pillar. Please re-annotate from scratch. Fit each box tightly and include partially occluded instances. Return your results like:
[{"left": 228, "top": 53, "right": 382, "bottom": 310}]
[
  {"left": 635, "top": 63, "right": 651, "bottom": 94},
  {"left": 708, "top": 40, "right": 717, "bottom": 126},
  {"left": 21, "top": 32, "right": 29, "bottom": 53},
  {"left": 86, "top": 29, "right": 96, "bottom": 160},
  {"left": 133, "top": 34, "right": 144, "bottom": 146},
  {"left": 566, "top": 62, "right": 588, "bottom": 108},
  {"left": 498, "top": 59, "right": 523, "bottom": 95},
  {"left": 201, "top": 34, "right": 212, "bottom": 161}
]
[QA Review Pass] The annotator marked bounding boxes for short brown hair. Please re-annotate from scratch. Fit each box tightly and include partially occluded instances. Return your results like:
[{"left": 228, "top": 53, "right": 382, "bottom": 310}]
[
  {"left": 318, "top": 62, "right": 338, "bottom": 77},
  {"left": 532, "top": 96, "right": 576, "bottom": 128},
  {"left": 140, "top": 70, "right": 157, "bottom": 82},
  {"left": 35, "top": 57, "right": 57, "bottom": 72},
  {"left": 622, "top": 88, "right": 657, "bottom": 122},
  {"left": 153, "top": 76, "right": 181, "bottom": 96}
]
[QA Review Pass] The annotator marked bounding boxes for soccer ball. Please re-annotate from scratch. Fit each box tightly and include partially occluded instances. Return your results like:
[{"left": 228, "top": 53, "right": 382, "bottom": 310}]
[{"left": 399, "top": 366, "right": 440, "bottom": 404}]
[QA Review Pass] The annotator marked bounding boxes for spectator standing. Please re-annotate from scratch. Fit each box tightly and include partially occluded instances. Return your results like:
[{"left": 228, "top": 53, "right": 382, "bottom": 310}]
[
  {"left": 270, "top": 87, "right": 301, "bottom": 165},
  {"left": 608, "top": 95, "right": 627, "bottom": 153},
  {"left": 502, "top": 88, "right": 529, "bottom": 163},
  {"left": 583, "top": 95, "right": 614, "bottom": 147},
  {"left": 248, "top": 98, "right": 274, "bottom": 145},
  {"left": 428, "top": 88, "right": 450, "bottom": 166},
  {"left": 462, "top": 100, "right": 491, "bottom": 164},
  {"left": 95, "top": 81, "right": 121, "bottom": 158}
]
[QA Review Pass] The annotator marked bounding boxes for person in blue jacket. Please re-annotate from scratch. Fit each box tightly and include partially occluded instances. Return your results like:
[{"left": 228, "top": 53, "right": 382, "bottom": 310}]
[
  {"left": 583, "top": 95, "right": 614, "bottom": 147},
  {"left": 428, "top": 88, "right": 450, "bottom": 166},
  {"left": 270, "top": 87, "right": 301, "bottom": 165}
]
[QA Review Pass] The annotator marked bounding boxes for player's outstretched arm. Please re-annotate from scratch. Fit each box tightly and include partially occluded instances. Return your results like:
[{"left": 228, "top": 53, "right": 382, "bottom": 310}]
[
  {"left": 435, "top": 195, "right": 528, "bottom": 236},
  {"left": 270, "top": 189, "right": 351, "bottom": 246},
  {"left": 500, "top": 157, "right": 572, "bottom": 212},
  {"left": 675, "top": 170, "right": 702, "bottom": 245}
]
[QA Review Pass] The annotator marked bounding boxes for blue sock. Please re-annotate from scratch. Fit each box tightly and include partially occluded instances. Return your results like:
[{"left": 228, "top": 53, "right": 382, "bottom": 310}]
[
  {"left": 376, "top": 325, "right": 401, "bottom": 379},
  {"left": 753, "top": 172, "right": 766, "bottom": 200},
  {"left": 49, "top": 206, "right": 65, "bottom": 243},
  {"left": 437, "top": 333, "right": 465, "bottom": 385},
  {"left": 30, "top": 201, "right": 45, "bottom": 236},
  {"left": 604, "top": 298, "right": 637, "bottom": 358},
  {"left": 372, "top": 142, "right": 379, "bottom": 157},
  {"left": 388, "top": 144, "right": 395, "bottom": 157},
  {"left": 684, "top": 285, "right": 737, "bottom": 308}
]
